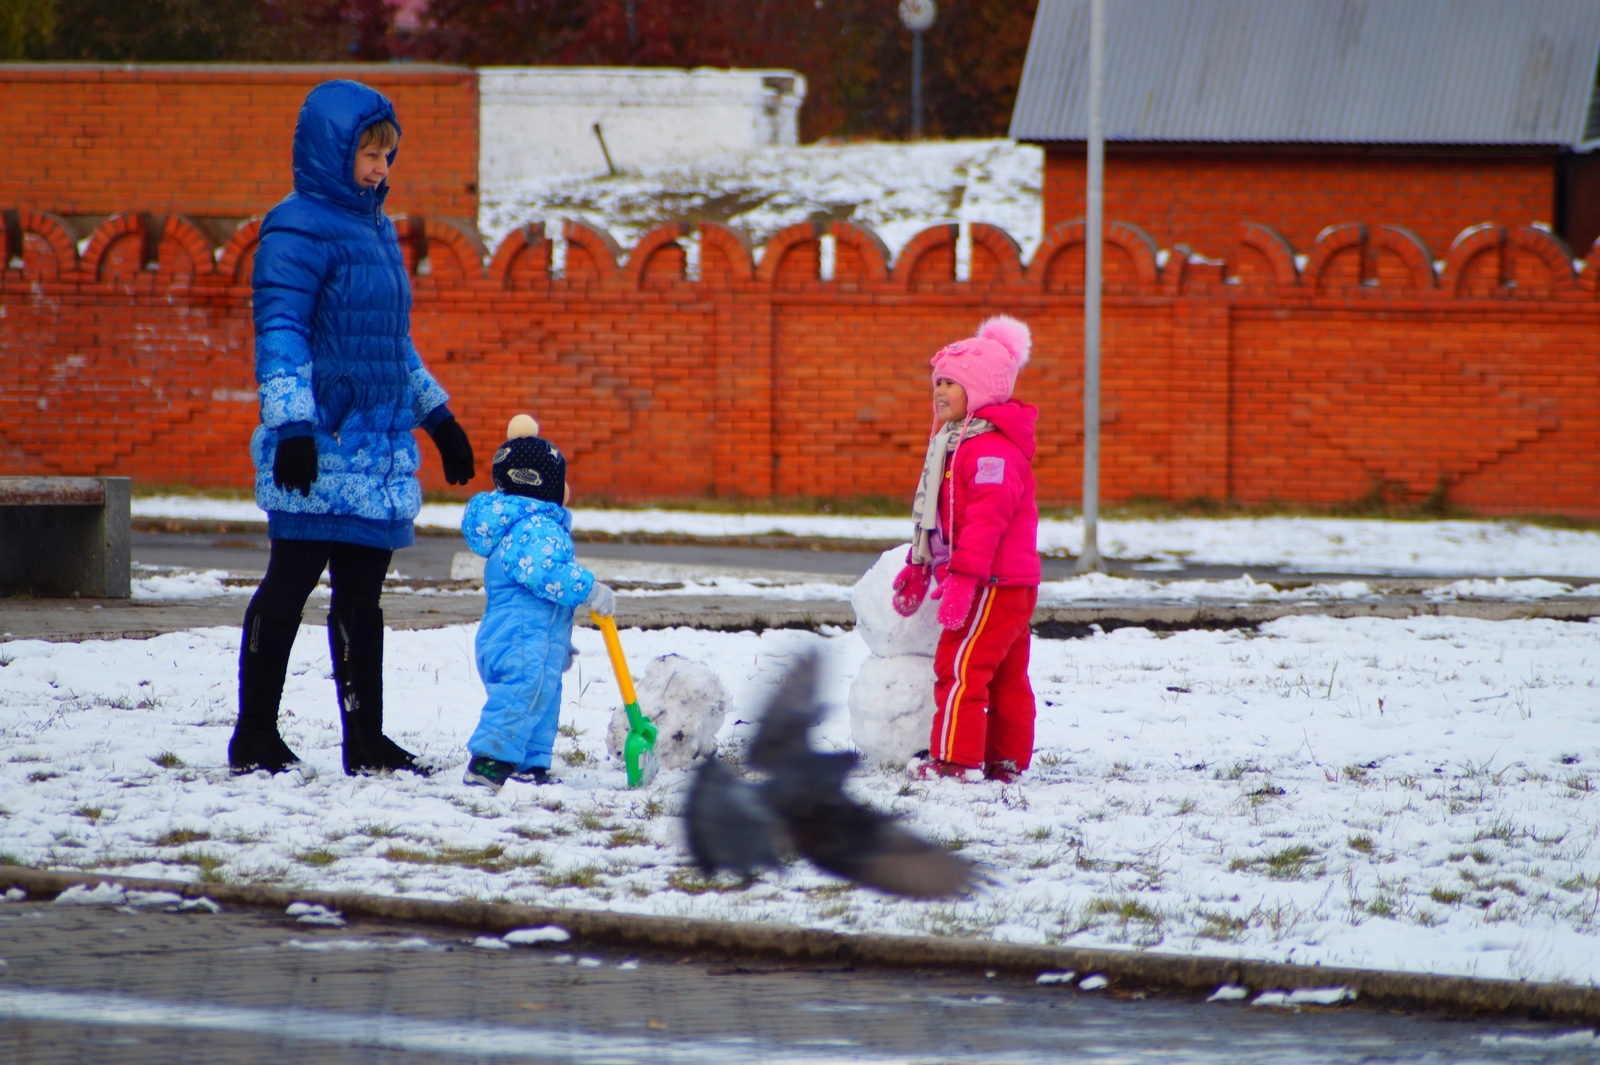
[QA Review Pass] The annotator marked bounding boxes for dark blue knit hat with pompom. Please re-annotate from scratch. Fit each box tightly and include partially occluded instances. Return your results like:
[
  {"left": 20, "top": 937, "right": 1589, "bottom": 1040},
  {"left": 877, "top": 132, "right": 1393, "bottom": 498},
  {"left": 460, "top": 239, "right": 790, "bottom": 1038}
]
[{"left": 491, "top": 415, "right": 565, "bottom": 504}]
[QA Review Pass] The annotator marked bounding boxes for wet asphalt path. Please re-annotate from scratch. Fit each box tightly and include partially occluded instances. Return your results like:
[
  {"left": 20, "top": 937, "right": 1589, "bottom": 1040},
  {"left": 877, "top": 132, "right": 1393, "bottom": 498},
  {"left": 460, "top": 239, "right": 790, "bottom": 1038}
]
[{"left": 2, "top": 900, "right": 1593, "bottom": 1064}]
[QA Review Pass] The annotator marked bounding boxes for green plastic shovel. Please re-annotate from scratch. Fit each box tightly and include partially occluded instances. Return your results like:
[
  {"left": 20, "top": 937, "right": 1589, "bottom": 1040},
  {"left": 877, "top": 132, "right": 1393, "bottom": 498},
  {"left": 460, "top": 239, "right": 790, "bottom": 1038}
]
[{"left": 591, "top": 611, "right": 659, "bottom": 788}]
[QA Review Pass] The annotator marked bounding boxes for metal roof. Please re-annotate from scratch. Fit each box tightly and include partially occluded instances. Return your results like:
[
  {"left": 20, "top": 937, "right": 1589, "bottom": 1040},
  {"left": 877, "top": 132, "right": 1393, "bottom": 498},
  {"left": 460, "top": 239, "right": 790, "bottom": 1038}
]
[{"left": 1010, "top": 0, "right": 1600, "bottom": 147}]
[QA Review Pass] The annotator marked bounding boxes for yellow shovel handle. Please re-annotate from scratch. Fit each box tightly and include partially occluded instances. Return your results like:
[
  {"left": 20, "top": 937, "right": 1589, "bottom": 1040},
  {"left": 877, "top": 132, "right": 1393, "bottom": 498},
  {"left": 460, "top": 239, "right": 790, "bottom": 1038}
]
[{"left": 590, "top": 611, "right": 637, "bottom": 707}]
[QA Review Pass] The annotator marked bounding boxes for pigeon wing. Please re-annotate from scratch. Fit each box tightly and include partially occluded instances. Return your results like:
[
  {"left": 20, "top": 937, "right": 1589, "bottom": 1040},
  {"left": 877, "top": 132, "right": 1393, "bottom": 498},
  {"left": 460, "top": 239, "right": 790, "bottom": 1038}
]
[
  {"left": 684, "top": 758, "right": 786, "bottom": 878},
  {"left": 785, "top": 796, "right": 978, "bottom": 899}
]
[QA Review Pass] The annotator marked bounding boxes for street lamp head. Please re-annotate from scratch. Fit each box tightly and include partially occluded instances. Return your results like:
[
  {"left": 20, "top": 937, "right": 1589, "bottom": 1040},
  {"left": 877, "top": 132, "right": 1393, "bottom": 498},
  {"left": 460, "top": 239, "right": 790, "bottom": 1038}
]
[{"left": 898, "top": 0, "right": 936, "bottom": 33}]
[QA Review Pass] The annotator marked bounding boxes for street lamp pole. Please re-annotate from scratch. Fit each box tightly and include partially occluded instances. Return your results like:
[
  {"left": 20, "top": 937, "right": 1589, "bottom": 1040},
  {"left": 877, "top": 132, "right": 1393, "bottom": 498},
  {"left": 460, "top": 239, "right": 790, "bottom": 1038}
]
[
  {"left": 1076, "top": 0, "right": 1106, "bottom": 573},
  {"left": 898, "top": 0, "right": 937, "bottom": 140}
]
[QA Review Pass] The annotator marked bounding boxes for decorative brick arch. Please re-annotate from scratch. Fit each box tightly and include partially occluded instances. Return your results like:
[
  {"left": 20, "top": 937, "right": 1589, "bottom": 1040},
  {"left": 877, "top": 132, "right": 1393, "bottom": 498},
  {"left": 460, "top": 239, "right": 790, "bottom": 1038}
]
[
  {"left": 562, "top": 221, "right": 624, "bottom": 286},
  {"left": 1026, "top": 219, "right": 1160, "bottom": 293},
  {"left": 969, "top": 223, "right": 1024, "bottom": 285},
  {"left": 698, "top": 223, "right": 756, "bottom": 284},
  {"left": 1239, "top": 222, "right": 1300, "bottom": 289},
  {"left": 1303, "top": 223, "right": 1367, "bottom": 292},
  {"left": 621, "top": 222, "right": 690, "bottom": 288},
  {"left": 1369, "top": 224, "right": 1435, "bottom": 292},
  {"left": 216, "top": 217, "right": 262, "bottom": 287},
  {"left": 487, "top": 222, "right": 551, "bottom": 291},
  {"left": 755, "top": 221, "right": 824, "bottom": 286},
  {"left": 1504, "top": 225, "right": 1577, "bottom": 298},
  {"left": 890, "top": 223, "right": 959, "bottom": 286},
  {"left": 160, "top": 215, "right": 218, "bottom": 279},
  {"left": 12, "top": 209, "right": 79, "bottom": 281},
  {"left": 80, "top": 213, "right": 146, "bottom": 283},
  {"left": 1439, "top": 223, "right": 1505, "bottom": 295},
  {"left": 421, "top": 216, "right": 489, "bottom": 284},
  {"left": 829, "top": 221, "right": 890, "bottom": 283}
]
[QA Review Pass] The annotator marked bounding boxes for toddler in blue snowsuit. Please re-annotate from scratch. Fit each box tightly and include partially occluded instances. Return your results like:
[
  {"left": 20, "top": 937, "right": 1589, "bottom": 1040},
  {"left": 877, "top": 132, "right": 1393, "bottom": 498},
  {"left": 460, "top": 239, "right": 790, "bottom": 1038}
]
[{"left": 461, "top": 415, "right": 615, "bottom": 789}]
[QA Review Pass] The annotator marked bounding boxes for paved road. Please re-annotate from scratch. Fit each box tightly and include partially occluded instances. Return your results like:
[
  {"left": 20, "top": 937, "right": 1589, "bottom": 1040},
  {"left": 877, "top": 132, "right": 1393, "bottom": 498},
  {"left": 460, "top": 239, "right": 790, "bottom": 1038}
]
[{"left": 1, "top": 899, "right": 1588, "bottom": 1064}]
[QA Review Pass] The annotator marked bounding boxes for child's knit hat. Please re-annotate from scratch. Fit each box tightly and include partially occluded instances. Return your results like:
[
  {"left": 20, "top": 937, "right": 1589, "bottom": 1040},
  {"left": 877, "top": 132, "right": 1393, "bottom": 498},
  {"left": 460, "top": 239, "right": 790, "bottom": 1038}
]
[
  {"left": 929, "top": 316, "right": 1032, "bottom": 415},
  {"left": 491, "top": 415, "right": 565, "bottom": 504}
]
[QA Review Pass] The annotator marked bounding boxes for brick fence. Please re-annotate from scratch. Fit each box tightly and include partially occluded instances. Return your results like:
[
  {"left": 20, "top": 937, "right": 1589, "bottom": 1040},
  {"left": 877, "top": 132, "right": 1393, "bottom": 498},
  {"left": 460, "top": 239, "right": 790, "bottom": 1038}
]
[{"left": 4, "top": 209, "right": 1599, "bottom": 517}]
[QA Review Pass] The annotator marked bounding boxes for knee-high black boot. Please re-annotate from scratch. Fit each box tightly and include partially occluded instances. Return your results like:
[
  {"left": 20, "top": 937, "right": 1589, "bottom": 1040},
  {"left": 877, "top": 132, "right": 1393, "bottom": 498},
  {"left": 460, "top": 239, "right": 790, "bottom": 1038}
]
[
  {"left": 329, "top": 605, "right": 430, "bottom": 775},
  {"left": 229, "top": 606, "right": 304, "bottom": 774}
]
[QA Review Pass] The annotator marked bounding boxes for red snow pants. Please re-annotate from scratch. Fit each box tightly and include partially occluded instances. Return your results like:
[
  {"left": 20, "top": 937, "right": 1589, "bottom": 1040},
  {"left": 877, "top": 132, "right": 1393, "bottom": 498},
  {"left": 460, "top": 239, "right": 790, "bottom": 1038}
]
[{"left": 930, "top": 585, "right": 1037, "bottom": 770}]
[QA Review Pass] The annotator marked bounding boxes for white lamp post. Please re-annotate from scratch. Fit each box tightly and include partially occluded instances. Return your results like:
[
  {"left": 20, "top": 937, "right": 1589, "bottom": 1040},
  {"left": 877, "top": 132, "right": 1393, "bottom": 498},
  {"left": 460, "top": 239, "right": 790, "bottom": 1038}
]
[{"left": 898, "top": 0, "right": 936, "bottom": 139}]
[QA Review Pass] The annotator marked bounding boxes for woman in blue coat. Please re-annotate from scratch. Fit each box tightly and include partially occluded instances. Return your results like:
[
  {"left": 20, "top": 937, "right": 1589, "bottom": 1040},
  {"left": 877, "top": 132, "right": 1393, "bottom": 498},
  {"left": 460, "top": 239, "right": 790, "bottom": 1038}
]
[{"left": 227, "top": 80, "right": 475, "bottom": 776}]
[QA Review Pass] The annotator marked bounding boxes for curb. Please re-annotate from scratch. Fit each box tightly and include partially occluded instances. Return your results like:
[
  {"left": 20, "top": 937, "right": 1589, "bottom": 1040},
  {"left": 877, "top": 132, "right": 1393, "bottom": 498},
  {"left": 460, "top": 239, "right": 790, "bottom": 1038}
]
[{"left": 3, "top": 866, "right": 1597, "bottom": 1024}]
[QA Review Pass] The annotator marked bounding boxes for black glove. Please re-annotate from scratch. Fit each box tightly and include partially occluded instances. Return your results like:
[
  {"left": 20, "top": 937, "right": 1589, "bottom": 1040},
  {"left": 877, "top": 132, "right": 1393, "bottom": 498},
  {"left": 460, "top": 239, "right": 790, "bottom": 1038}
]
[
  {"left": 430, "top": 416, "right": 476, "bottom": 485},
  {"left": 273, "top": 435, "right": 318, "bottom": 496}
]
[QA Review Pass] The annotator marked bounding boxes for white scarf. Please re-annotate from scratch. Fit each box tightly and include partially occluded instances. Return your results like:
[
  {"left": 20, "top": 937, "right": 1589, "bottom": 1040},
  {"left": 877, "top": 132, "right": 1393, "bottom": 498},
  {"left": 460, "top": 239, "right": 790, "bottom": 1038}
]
[{"left": 909, "top": 416, "right": 994, "bottom": 564}]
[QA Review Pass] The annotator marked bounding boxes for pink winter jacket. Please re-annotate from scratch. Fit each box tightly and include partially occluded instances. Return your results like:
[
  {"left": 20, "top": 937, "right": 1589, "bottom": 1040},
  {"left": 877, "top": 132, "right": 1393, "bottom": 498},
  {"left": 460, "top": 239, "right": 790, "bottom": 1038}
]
[{"left": 936, "top": 400, "right": 1041, "bottom": 587}]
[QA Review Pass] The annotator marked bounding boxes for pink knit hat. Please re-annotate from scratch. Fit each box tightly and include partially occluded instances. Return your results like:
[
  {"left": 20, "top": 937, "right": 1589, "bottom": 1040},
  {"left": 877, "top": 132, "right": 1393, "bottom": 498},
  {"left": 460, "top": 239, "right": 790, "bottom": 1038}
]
[{"left": 929, "top": 315, "right": 1032, "bottom": 415}]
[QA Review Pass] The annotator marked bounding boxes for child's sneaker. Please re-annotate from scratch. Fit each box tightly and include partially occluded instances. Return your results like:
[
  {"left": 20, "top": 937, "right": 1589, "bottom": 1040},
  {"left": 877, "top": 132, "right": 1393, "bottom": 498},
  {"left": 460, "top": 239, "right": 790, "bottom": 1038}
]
[
  {"left": 910, "top": 758, "right": 983, "bottom": 783},
  {"left": 985, "top": 760, "right": 1022, "bottom": 784},
  {"left": 510, "top": 766, "right": 554, "bottom": 786},
  {"left": 463, "top": 755, "right": 516, "bottom": 790}
]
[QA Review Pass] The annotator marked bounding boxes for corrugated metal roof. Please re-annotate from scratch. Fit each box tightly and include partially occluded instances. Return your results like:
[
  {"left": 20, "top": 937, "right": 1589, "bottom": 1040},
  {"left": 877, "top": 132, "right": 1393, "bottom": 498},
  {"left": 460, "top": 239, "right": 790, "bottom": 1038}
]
[{"left": 1010, "top": 0, "right": 1600, "bottom": 146}]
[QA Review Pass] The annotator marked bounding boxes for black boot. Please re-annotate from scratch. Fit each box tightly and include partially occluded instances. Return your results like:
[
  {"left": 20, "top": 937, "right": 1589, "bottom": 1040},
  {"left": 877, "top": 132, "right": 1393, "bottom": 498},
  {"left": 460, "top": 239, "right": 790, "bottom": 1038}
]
[
  {"left": 329, "top": 605, "right": 431, "bottom": 776},
  {"left": 229, "top": 606, "right": 304, "bottom": 774}
]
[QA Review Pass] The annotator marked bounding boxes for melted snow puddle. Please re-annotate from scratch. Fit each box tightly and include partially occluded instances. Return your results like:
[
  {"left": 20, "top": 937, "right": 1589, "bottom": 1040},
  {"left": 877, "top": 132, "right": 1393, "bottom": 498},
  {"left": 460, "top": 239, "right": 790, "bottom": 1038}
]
[{"left": 0, "top": 987, "right": 885, "bottom": 1064}]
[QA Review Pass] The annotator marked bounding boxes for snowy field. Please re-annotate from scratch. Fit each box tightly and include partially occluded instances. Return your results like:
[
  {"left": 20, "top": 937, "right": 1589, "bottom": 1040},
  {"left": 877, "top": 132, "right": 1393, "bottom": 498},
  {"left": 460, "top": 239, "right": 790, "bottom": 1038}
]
[
  {"left": 134, "top": 496, "right": 1600, "bottom": 579},
  {"left": 5, "top": 614, "right": 1600, "bottom": 985},
  {"left": 476, "top": 139, "right": 1044, "bottom": 264}
]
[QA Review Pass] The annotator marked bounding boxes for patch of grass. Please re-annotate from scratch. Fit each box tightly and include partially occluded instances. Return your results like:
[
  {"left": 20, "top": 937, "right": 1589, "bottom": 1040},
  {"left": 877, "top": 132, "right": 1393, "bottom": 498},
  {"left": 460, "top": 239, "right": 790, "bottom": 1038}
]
[
  {"left": 1195, "top": 909, "right": 1250, "bottom": 942},
  {"left": 1086, "top": 896, "right": 1163, "bottom": 926},
  {"left": 665, "top": 867, "right": 749, "bottom": 894},
  {"left": 26, "top": 771, "right": 58, "bottom": 783},
  {"left": 297, "top": 848, "right": 339, "bottom": 868},
  {"left": 381, "top": 844, "right": 543, "bottom": 874},
  {"left": 1469, "top": 847, "right": 1494, "bottom": 864},
  {"left": 151, "top": 751, "right": 184, "bottom": 769},
  {"left": 943, "top": 835, "right": 971, "bottom": 852},
  {"left": 1106, "top": 761, "right": 1134, "bottom": 779},
  {"left": 1474, "top": 820, "right": 1518, "bottom": 843},
  {"left": 576, "top": 810, "right": 612, "bottom": 832},
  {"left": 74, "top": 806, "right": 103, "bottom": 823},
  {"left": 1173, "top": 797, "right": 1199, "bottom": 815},
  {"left": 537, "top": 799, "right": 565, "bottom": 813},
  {"left": 1214, "top": 760, "right": 1261, "bottom": 781},
  {"left": 1430, "top": 886, "right": 1465, "bottom": 905},
  {"left": 153, "top": 829, "right": 210, "bottom": 847},
  {"left": 511, "top": 825, "right": 555, "bottom": 841},
  {"left": 540, "top": 864, "right": 604, "bottom": 890},
  {"left": 357, "top": 822, "right": 402, "bottom": 839},
  {"left": 1348, "top": 834, "right": 1375, "bottom": 854},
  {"left": 1025, "top": 826, "right": 1053, "bottom": 842},
  {"left": 560, "top": 748, "right": 592, "bottom": 767},
  {"left": 0, "top": 853, "right": 23, "bottom": 867},
  {"left": 9, "top": 753, "right": 44, "bottom": 763},
  {"left": 606, "top": 828, "right": 651, "bottom": 849},
  {"left": 1342, "top": 764, "right": 1370, "bottom": 782},
  {"left": 642, "top": 798, "right": 664, "bottom": 819},
  {"left": 174, "top": 849, "right": 227, "bottom": 882},
  {"left": 1229, "top": 844, "right": 1320, "bottom": 880},
  {"left": 558, "top": 723, "right": 585, "bottom": 739},
  {"left": 1366, "top": 897, "right": 1399, "bottom": 918}
]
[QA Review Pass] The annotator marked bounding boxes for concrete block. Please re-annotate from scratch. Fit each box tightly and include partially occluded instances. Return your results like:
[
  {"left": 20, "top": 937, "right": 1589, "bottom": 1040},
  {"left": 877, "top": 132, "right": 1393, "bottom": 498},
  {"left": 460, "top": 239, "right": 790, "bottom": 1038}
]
[{"left": 0, "top": 477, "right": 130, "bottom": 598}]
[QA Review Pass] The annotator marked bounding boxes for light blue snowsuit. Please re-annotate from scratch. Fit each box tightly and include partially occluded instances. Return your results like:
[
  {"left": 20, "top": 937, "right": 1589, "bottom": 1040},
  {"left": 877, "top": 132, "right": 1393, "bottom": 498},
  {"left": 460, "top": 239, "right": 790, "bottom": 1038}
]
[{"left": 462, "top": 491, "right": 596, "bottom": 770}]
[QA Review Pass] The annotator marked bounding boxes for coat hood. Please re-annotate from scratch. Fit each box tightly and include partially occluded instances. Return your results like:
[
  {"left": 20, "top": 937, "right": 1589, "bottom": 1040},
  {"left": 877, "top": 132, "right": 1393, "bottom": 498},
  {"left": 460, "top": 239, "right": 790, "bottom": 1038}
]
[
  {"left": 463, "top": 491, "right": 571, "bottom": 558},
  {"left": 973, "top": 400, "right": 1038, "bottom": 460},
  {"left": 292, "top": 80, "right": 400, "bottom": 214}
]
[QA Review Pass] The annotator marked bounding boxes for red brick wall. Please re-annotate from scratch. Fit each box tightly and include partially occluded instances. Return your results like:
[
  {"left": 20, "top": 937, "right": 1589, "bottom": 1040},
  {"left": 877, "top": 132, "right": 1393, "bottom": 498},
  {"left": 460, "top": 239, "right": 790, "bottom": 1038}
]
[
  {"left": 0, "top": 64, "right": 478, "bottom": 226},
  {"left": 1044, "top": 148, "right": 1557, "bottom": 260},
  {"left": 6, "top": 211, "right": 1600, "bottom": 517}
]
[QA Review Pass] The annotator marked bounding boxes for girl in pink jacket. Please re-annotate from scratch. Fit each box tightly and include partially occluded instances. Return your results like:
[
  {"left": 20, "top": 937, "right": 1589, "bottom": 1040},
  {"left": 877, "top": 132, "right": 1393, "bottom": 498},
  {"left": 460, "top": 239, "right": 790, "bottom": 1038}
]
[{"left": 893, "top": 316, "right": 1040, "bottom": 783}]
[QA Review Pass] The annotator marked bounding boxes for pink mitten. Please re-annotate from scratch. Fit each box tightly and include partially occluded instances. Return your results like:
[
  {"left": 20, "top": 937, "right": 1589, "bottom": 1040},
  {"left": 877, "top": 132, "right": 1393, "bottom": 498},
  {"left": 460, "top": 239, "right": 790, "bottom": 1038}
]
[
  {"left": 891, "top": 563, "right": 932, "bottom": 617},
  {"left": 936, "top": 574, "right": 978, "bottom": 631}
]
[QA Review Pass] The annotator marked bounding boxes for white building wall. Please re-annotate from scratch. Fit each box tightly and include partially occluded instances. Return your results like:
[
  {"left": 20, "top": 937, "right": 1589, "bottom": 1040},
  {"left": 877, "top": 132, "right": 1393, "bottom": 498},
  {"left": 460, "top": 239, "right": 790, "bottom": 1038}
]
[{"left": 478, "top": 67, "right": 807, "bottom": 194}]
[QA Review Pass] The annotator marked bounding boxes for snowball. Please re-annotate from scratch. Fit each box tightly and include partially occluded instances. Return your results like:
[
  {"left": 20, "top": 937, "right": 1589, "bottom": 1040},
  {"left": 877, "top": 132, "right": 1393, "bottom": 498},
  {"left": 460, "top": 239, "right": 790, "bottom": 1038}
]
[
  {"left": 503, "top": 925, "right": 570, "bottom": 945},
  {"left": 606, "top": 654, "right": 727, "bottom": 770},
  {"left": 848, "top": 653, "right": 936, "bottom": 764},
  {"left": 851, "top": 546, "right": 941, "bottom": 658}
]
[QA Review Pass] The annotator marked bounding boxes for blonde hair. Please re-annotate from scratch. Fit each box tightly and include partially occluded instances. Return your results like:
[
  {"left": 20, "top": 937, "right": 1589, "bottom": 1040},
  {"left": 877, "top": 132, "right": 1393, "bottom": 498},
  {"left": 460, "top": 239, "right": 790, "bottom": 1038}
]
[{"left": 358, "top": 120, "right": 399, "bottom": 153}]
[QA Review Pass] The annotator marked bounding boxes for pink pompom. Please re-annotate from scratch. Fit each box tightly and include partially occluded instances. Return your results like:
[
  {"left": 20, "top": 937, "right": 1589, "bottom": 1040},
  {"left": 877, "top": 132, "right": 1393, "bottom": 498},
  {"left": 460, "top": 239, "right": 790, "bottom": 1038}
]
[{"left": 976, "top": 315, "right": 1031, "bottom": 367}]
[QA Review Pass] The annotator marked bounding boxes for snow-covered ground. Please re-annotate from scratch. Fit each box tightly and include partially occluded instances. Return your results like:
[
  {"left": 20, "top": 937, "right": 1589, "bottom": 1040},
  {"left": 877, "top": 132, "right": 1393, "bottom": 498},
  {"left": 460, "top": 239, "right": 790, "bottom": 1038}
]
[
  {"left": 5, "top": 614, "right": 1600, "bottom": 985},
  {"left": 133, "top": 496, "right": 1600, "bottom": 578},
  {"left": 477, "top": 139, "right": 1044, "bottom": 265}
]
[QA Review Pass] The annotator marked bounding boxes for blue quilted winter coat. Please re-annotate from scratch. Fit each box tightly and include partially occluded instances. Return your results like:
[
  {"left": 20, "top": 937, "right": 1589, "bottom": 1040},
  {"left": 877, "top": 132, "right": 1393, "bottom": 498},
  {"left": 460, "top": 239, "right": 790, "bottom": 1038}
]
[{"left": 250, "top": 80, "right": 451, "bottom": 550}]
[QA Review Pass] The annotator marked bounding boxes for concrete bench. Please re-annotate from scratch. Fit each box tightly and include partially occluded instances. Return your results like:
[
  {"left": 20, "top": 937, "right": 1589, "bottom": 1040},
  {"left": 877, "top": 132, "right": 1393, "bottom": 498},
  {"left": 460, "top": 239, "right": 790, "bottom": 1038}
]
[{"left": 0, "top": 477, "right": 131, "bottom": 598}]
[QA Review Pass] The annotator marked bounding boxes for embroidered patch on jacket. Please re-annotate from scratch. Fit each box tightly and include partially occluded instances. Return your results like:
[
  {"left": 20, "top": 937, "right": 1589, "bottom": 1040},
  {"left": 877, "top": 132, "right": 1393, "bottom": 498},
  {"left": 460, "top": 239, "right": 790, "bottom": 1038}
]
[{"left": 975, "top": 456, "right": 1006, "bottom": 484}]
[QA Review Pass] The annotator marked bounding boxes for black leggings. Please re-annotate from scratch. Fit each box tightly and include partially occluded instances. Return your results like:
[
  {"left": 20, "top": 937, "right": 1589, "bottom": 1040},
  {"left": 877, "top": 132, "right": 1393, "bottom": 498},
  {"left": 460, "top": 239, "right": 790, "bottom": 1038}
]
[{"left": 249, "top": 539, "right": 392, "bottom": 619}]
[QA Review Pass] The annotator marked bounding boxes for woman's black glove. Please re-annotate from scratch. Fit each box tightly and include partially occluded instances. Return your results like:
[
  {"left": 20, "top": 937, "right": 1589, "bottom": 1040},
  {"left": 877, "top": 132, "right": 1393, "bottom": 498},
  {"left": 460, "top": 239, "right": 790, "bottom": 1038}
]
[
  {"left": 430, "top": 416, "right": 476, "bottom": 485},
  {"left": 273, "top": 435, "right": 319, "bottom": 496}
]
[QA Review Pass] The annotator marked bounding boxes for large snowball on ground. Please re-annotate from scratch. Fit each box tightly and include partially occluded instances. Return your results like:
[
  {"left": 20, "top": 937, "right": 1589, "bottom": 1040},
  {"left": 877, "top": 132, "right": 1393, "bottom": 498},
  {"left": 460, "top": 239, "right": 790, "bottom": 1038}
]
[
  {"left": 606, "top": 654, "right": 727, "bottom": 771},
  {"left": 848, "top": 653, "right": 937, "bottom": 765},
  {"left": 851, "top": 545, "right": 942, "bottom": 658}
]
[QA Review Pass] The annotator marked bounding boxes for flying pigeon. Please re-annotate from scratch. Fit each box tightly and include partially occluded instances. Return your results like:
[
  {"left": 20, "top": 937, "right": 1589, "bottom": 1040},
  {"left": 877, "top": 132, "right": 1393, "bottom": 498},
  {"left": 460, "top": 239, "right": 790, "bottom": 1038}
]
[{"left": 684, "top": 652, "right": 977, "bottom": 899}]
